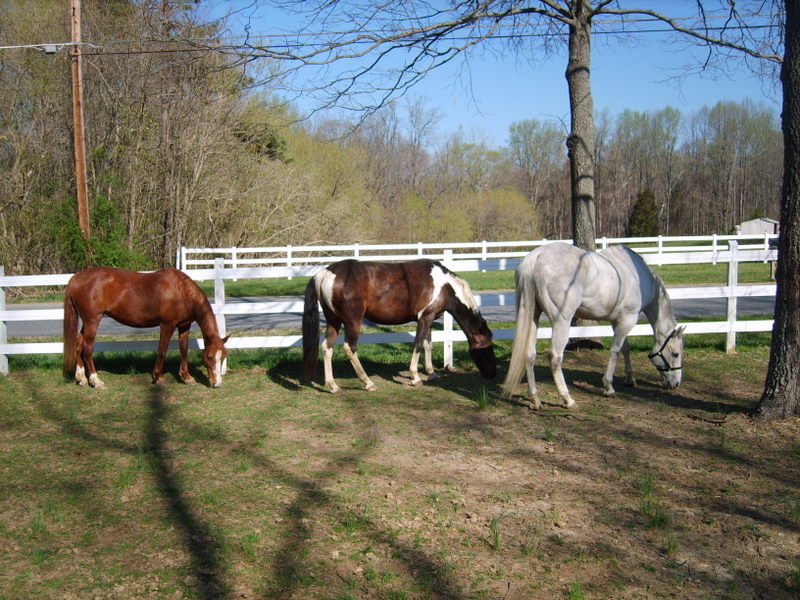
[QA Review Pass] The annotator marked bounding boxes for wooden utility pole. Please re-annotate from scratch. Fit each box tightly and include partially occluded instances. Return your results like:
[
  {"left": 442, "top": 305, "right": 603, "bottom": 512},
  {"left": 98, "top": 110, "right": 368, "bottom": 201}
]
[{"left": 70, "top": 0, "right": 90, "bottom": 239}]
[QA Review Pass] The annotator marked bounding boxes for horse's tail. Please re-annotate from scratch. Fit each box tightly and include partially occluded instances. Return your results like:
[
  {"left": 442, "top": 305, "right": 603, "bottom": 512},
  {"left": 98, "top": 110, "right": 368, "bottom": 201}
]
[
  {"left": 302, "top": 275, "right": 320, "bottom": 383},
  {"left": 500, "top": 255, "right": 538, "bottom": 399},
  {"left": 62, "top": 284, "right": 78, "bottom": 379}
]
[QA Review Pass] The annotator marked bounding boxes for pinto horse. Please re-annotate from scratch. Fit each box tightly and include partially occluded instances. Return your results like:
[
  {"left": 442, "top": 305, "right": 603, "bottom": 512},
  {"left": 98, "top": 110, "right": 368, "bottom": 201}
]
[
  {"left": 302, "top": 259, "right": 497, "bottom": 392},
  {"left": 501, "top": 242, "right": 684, "bottom": 409},
  {"left": 63, "top": 267, "right": 229, "bottom": 388}
]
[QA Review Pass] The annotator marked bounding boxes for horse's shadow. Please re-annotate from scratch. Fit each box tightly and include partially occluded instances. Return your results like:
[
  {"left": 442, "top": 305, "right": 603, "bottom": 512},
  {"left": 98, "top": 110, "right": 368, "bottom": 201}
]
[{"left": 92, "top": 353, "right": 214, "bottom": 387}]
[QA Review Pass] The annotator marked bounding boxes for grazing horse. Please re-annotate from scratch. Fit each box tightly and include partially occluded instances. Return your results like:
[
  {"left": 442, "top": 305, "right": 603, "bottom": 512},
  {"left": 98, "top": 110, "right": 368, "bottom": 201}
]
[
  {"left": 302, "top": 259, "right": 497, "bottom": 392},
  {"left": 63, "top": 267, "right": 229, "bottom": 388},
  {"left": 501, "top": 242, "right": 684, "bottom": 409}
]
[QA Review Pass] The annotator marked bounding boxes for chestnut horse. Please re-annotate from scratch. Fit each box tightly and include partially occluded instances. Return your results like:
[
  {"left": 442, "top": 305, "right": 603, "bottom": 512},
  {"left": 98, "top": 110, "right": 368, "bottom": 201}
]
[
  {"left": 63, "top": 267, "right": 229, "bottom": 388},
  {"left": 302, "top": 259, "right": 497, "bottom": 392}
]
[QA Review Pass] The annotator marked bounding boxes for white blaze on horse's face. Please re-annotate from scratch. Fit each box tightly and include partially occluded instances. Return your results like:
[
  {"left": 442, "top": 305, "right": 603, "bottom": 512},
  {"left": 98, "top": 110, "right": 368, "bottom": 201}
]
[{"left": 206, "top": 349, "right": 224, "bottom": 387}]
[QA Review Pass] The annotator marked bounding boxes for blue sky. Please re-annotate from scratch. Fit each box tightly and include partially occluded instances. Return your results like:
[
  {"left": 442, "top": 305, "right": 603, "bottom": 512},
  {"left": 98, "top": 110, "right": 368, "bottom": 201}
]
[{"left": 215, "top": 2, "right": 781, "bottom": 148}]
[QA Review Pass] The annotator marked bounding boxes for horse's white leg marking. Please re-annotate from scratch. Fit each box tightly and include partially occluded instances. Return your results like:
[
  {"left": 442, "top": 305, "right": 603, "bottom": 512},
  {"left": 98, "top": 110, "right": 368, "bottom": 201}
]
[
  {"left": 88, "top": 372, "right": 105, "bottom": 389},
  {"left": 422, "top": 339, "right": 437, "bottom": 377},
  {"left": 75, "top": 365, "right": 89, "bottom": 386},
  {"left": 343, "top": 342, "right": 376, "bottom": 391},
  {"left": 549, "top": 320, "right": 575, "bottom": 408},
  {"left": 322, "top": 338, "right": 339, "bottom": 393},
  {"left": 409, "top": 348, "right": 423, "bottom": 385}
]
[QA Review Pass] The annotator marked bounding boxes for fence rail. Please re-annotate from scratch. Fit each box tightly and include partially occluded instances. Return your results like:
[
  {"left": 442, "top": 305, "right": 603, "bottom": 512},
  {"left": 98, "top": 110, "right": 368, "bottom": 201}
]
[
  {"left": 0, "top": 237, "right": 778, "bottom": 375},
  {"left": 178, "top": 233, "right": 778, "bottom": 270}
]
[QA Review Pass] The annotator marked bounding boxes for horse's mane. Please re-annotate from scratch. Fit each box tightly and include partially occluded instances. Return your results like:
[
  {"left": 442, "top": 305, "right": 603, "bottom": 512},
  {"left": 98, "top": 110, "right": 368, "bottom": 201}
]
[
  {"left": 436, "top": 263, "right": 480, "bottom": 313},
  {"left": 175, "top": 270, "right": 216, "bottom": 325}
]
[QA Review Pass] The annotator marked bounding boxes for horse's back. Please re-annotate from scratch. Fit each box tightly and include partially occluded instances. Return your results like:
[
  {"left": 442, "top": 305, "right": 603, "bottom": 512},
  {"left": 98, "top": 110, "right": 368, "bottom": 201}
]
[
  {"left": 321, "top": 259, "right": 444, "bottom": 324},
  {"left": 598, "top": 245, "right": 659, "bottom": 307},
  {"left": 67, "top": 267, "right": 198, "bottom": 326},
  {"left": 519, "top": 243, "right": 652, "bottom": 321}
]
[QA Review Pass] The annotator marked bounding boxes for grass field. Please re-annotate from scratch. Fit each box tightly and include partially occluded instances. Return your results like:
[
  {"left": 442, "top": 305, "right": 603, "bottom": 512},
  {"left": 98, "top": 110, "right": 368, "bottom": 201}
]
[{"left": 2, "top": 335, "right": 799, "bottom": 600}]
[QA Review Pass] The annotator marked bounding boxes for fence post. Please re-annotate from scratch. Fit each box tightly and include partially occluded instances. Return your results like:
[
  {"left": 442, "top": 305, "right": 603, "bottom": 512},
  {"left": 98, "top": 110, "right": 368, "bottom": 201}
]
[
  {"left": 213, "top": 258, "right": 227, "bottom": 340},
  {"left": 0, "top": 266, "right": 8, "bottom": 375},
  {"left": 726, "top": 241, "right": 738, "bottom": 354},
  {"left": 442, "top": 249, "right": 454, "bottom": 369},
  {"left": 231, "top": 246, "right": 238, "bottom": 281},
  {"left": 712, "top": 234, "right": 718, "bottom": 265},
  {"left": 287, "top": 245, "right": 293, "bottom": 280}
]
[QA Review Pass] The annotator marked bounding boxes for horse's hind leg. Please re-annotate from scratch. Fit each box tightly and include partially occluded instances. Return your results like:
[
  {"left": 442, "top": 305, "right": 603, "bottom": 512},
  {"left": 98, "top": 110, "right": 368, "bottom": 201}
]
[
  {"left": 322, "top": 321, "right": 341, "bottom": 393},
  {"left": 177, "top": 325, "right": 196, "bottom": 384},
  {"left": 525, "top": 314, "right": 541, "bottom": 409},
  {"left": 549, "top": 320, "right": 575, "bottom": 408},
  {"left": 79, "top": 318, "right": 105, "bottom": 388},
  {"left": 342, "top": 322, "right": 376, "bottom": 391},
  {"left": 74, "top": 332, "right": 89, "bottom": 386},
  {"left": 409, "top": 316, "right": 436, "bottom": 386}
]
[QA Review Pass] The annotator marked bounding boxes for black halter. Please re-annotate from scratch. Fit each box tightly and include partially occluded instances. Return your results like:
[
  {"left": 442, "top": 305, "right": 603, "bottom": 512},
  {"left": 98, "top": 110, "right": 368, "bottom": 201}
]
[{"left": 648, "top": 328, "right": 683, "bottom": 372}]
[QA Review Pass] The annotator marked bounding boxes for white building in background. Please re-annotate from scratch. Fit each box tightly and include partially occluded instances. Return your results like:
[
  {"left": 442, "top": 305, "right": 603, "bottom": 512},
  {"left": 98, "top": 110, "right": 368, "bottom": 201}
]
[{"left": 735, "top": 217, "right": 779, "bottom": 236}]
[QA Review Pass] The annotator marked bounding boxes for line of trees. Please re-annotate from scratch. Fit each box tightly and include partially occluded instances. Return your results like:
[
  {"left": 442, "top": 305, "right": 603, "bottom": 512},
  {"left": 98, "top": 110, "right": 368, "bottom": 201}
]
[{"left": 0, "top": 1, "right": 782, "bottom": 276}]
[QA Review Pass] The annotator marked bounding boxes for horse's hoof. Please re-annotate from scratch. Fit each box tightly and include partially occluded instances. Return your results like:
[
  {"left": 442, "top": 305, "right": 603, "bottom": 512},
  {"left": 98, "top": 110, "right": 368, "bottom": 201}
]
[
  {"left": 365, "top": 384, "right": 377, "bottom": 391},
  {"left": 182, "top": 377, "right": 197, "bottom": 385},
  {"left": 76, "top": 379, "right": 88, "bottom": 386},
  {"left": 603, "top": 388, "right": 616, "bottom": 397},
  {"left": 564, "top": 397, "right": 576, "bottom": 408},
  {"left": 625, "top": 378, "right": 637, "bottom": 387},
  {"left": 89, "top": 374, "right": 105, "bottom": 389},
  {"left": 410, "top": 379, "right": 423, "bottom": 387},
  {"left": 426, "top": 372, "right": 440, "bottom": 381},
  {"left": 328, "top": 385, "right": 340, "bottom": 394}
]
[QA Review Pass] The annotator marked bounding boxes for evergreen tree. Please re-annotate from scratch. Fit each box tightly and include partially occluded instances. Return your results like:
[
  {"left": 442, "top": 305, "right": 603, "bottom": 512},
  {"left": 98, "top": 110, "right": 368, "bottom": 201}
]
[{"left": 628, "top": 190, "right": 659, "bottom": 237}]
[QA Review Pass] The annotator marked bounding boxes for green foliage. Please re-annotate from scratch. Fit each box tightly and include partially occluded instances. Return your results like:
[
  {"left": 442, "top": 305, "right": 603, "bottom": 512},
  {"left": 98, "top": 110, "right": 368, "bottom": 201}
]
[
  {"left": 628, "top": 189, "right": 659, "bottom": 237},
  {"left": 49, "top": 196, "right": 147, "bottom": 271}
]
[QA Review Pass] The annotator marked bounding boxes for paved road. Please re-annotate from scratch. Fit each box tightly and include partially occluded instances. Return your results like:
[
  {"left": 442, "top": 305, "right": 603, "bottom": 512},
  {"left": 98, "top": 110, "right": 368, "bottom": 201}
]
[{"left": 4, "top": 291, "right": 776, "bottom": 338}]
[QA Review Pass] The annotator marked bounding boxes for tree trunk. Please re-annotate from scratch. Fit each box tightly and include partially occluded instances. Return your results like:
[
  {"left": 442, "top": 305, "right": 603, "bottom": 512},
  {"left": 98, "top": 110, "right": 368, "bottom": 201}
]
[
  {"left": 566, "top": 0, "right": 596, "bottom": 251},
  {"left": 753, "top": 0, "right": 800, "bottom": 421}
]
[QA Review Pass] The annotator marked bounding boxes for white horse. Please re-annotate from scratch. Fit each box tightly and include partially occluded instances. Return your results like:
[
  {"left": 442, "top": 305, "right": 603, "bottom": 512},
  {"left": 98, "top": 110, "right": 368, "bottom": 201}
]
[{"left": 501, "top": 242, "right": 684, "bottom": 409}]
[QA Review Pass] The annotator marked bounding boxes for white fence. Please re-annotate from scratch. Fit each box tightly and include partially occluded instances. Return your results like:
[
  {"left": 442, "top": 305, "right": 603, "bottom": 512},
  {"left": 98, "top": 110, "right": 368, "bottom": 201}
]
[
  {"left": 177, "top": 233, "right": 778, "bottom": 270},
  {"left": 0, "top": 236, "right": 778, "bottom": 376}
]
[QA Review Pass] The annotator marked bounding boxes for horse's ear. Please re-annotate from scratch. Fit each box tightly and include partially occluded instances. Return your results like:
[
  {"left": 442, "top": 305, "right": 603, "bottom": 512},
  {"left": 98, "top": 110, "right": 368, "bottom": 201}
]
[
  {"left": 676, "top": 325, "right": 686, "bottom": 336},
  {"left": 223, "top": 335, "right": 231, "bottom": 344}
]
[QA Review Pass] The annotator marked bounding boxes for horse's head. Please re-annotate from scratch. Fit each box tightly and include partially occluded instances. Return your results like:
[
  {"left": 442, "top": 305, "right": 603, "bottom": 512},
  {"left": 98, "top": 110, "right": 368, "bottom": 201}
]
[
  {"left": 648, "top": 326, "right": 684, "bottom": 389},
  {"left": 468, "top": 315, "right": 497, "bottom": 379},
  {"left": 203, "top": 335, "right": 230, "bottom": 387},
  {"left": 470, "top": 344, "right": 497, "bottom": 379}
]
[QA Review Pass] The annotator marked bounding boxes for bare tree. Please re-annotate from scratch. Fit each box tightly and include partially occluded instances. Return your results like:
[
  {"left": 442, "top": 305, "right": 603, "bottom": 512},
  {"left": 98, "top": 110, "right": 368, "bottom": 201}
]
[
  {"left": 753, "top": 0, "right": 800, "bottom": 420},
  {"left": 239, "top": 1, "right": 780, "bottom": 250}
]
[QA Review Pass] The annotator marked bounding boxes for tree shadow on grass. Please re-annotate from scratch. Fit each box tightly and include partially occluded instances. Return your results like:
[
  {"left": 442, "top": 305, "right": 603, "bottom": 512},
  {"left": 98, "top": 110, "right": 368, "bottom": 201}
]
[
  {"left": 27, "top": 379, "right": 230, "bottom": 600},
  {"left": 145, "top": 385, "right": 231, "bottom": 600}
]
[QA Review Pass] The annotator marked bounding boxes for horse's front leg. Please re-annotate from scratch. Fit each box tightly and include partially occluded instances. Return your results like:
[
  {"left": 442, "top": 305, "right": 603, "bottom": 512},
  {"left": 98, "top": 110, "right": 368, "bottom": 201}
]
[
  {"left": 409, "top": 316, "right": 436, "bottom": 386},
  {"left": 153, "top": 324, "right": 175, "bottom": 384},
  {"left": 343, "top": 322, "right": 376, "bottom": 391},
  {"left": 549, "top": 320, "right": 575, "bottom": 408},
  {"left": 621, "top": 338, "right": 636, "bottom": 387},
  {"left": 177, "top": 325, "right": 196, "bottom": 384},
  {"left": 602, "top": 320, "right": 636, "bottom": 396}
]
